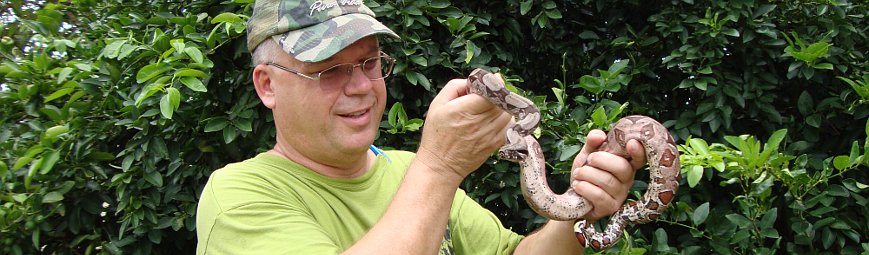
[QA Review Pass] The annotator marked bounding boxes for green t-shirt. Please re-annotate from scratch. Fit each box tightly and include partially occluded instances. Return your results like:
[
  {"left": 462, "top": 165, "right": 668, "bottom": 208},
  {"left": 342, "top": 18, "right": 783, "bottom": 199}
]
[{"left": 196, "top": 150, "right": 523, "bottom": 254}]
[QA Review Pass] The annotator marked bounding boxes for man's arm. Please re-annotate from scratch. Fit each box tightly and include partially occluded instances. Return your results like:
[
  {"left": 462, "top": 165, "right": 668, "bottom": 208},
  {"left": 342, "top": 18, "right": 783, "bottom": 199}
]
[
  {"left": 514, "top": 129, "right": 646, "bottom": 254},
  {"left": 344, "top": 79, "right": 513, "bottom": 255}
]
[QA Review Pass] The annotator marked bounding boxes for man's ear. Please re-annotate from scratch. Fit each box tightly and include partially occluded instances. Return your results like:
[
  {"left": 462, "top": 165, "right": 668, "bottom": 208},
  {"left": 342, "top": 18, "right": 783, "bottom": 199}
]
[{"left": 252, "top": 64, "right": 276, "bottom": 109}]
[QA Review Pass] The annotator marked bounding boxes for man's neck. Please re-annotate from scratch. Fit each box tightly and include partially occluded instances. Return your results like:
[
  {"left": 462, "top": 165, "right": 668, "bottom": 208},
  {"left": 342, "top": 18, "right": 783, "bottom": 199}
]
[{"left": 268, "top": 145, "right": 376, "bottom": 178}]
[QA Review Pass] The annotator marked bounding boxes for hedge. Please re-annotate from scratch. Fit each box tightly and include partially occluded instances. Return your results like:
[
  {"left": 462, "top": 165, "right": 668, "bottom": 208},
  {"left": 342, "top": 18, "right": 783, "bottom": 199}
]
[{"left": 0, "top": 0, "right": 866, "bottom": 254}]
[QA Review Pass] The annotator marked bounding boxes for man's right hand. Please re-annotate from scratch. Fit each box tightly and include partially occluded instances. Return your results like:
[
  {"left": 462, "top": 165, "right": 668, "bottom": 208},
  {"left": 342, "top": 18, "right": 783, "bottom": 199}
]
[{"left": 415, "top": 78, "right": 513, "bottom": 180}]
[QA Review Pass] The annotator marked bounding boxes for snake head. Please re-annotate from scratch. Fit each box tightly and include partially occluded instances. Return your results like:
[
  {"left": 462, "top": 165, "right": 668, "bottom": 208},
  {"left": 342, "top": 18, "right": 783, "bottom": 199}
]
[{"left": 498, "top": 148, "right": 527, "bottom": 163}]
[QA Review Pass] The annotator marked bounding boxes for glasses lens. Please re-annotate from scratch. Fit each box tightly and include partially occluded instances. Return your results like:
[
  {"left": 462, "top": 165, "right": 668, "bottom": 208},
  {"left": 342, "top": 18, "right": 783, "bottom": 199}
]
[
  {"left": 361, "top": 55, "right": 394, "bottom": 80},
  {"left": 317, "top": 53, "right": 395, "bottom": 86},
  {"left": 318, "top": 64, "right": 353, "bottom": 85},
  {"left": 378, "top": 55, "right": 394, "bottom": 79}
]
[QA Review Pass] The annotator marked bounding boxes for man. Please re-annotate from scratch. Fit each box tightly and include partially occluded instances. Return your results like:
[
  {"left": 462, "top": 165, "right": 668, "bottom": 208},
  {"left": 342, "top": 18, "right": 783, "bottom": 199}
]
[{"left": 196, "top": 0, "right": 646, "bottom": 254}]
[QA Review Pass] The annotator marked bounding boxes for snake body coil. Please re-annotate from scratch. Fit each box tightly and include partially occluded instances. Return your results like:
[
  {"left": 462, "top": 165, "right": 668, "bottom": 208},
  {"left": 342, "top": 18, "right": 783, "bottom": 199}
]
[{"left": 468, "top": 69, "right": 681, "bottom": 250}]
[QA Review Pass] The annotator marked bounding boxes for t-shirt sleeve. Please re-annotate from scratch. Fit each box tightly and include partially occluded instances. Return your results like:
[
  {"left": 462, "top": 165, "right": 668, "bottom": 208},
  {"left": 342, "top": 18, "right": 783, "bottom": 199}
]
[
  {"left": 449, "top": 189, "right": 524, "bottom": 255},
  {"left": 196, "top": 169, "right": 342, "bottom": 255}
]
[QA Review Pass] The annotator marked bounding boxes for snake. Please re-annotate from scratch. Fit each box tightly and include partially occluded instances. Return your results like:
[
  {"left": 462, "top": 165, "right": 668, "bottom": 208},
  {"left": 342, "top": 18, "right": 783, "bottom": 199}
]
[{"left": 467, "top": 69, "right": 681, "bottom": 250}]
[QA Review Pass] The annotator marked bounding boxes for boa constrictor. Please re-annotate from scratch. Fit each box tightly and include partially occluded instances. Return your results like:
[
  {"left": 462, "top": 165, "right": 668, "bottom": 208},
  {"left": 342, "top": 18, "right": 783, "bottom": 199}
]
[{"left": 467, "top": 69, "right": 681, "bottom": 250}]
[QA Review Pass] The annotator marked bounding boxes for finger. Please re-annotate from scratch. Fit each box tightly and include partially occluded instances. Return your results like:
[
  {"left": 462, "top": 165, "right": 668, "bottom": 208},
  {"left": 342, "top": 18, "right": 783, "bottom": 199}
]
[
  {"left": 573, "top": 165, "right": 630, "bottom": 202},
  {"left": 485, "top": 112, "right": 514, "bottom": 150},
  {"left": 572, "top": 180, "right": 619, "bottom": 221},
  {"left": 573, "top": 129, "right": 607, "bottom": 169},
  {"left": 626, "top": 139, "right": 647, "bottom": 170},
  {"left": 430, "top": 79, "right": 469, "bottom": 109},
  {"left": 581, "top": 152, "right": 635, "bottom": 185},
  {"left": 449, "top": 93, "right": 499, "bottom": 115}
]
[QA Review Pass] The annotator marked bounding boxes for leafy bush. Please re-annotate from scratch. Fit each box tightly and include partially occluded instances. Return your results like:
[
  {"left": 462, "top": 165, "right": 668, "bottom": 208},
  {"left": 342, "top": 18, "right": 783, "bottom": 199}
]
[{"left": 0, "top": 0, "right": 866, "bottom": 254}]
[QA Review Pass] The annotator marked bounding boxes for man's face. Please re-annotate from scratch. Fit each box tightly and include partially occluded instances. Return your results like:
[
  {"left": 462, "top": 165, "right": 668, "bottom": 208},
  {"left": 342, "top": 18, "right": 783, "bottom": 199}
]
[{"left": 266, "top": 36, "right": 387, "bottom": 168}]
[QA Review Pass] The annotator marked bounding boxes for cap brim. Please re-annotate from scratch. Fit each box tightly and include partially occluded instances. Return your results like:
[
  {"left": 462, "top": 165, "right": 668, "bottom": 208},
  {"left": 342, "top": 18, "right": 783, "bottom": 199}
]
[{"left": 271, "top": 13, "right": 399, "bottom": 63}]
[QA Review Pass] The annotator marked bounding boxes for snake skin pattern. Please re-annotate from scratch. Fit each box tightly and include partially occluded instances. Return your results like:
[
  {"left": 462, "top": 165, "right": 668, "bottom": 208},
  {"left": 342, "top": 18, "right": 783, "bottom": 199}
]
[{"left": 467, "top": 69, "right": 681, "bottom": 250}]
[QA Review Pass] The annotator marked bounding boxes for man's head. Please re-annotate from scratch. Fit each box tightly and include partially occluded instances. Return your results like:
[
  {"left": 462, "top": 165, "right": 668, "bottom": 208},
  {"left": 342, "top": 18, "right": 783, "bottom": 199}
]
[
  {"left": 247, "top": 0, "right": 398, "bottom": 63},
  {"left": 248, "top": 0, "right": 398, "bottom": 175}
]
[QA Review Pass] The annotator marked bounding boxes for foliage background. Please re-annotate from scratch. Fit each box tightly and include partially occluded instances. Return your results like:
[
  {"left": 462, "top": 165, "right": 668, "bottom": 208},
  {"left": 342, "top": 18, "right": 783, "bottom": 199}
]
[{"left": 0, "top": 0, "right": 866, "bottom": 254}]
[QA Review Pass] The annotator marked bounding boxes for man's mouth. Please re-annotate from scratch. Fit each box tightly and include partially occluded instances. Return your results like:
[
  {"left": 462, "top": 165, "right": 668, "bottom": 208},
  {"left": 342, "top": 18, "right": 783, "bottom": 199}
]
[{"left": 339, "top": 109, "right": 369, "bottom": 118}]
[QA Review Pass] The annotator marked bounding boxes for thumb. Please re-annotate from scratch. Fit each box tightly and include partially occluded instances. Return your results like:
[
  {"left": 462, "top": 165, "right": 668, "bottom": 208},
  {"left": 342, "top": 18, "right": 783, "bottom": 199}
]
[
  {"left": 430, "top": 78, "right": 470, "bottom": 110},
  {"left": 573, "top": 129, "right": 606, "bottom": 169}
]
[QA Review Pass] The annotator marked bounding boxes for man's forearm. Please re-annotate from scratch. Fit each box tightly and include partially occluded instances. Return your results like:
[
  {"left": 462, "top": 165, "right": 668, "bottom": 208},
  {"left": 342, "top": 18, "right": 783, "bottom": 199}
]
[
  {"left": 513, "top": 220, "right": 584, "bottom": 255},
  {"left": 342, "top": 158, "right": 463, "bottom": 255}
]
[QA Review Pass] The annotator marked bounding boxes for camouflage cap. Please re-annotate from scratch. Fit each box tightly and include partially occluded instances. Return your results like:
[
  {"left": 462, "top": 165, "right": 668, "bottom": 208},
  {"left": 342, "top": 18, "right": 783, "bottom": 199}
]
[{"left": 247, "top": 0, "right": 399, "bottom": 63}]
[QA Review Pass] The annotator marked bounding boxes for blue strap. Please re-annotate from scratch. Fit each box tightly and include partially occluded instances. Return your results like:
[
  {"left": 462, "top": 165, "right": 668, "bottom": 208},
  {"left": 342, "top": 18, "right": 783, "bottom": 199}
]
[{"left": 369, "top": 145, "right": 392, "bottom": 163}]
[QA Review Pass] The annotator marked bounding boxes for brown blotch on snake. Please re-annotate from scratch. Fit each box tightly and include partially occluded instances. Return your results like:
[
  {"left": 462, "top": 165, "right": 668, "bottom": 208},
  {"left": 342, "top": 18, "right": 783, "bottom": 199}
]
[{"left": 468, "top": 69, "right": 681, "bottom": 250}]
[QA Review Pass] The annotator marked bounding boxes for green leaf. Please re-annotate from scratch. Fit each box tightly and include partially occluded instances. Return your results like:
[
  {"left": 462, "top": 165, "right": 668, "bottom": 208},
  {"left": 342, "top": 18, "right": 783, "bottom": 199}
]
[
  {"left": 590, "top": 107, "right": 606, "bottom": 127},
  {"left": 687, "top": 165, "right": 703, "bottom": 187},
  {"left": 42, "top": 191, "right": 64, "bottom": 203},
  {"left": 725, "top": 214, "right": 751, "bottom": 228},
  {"left": 205, "top": 118, "right": 229, "bottom": 132},
  {"left": 519, "top": 0, "right": 533, "bottom": 15},
  {"left": 552, "top": 87, "right": 564, "bottom": 107},
  {"left": 148, "top": 139, "right": 168, "bottom": 161},
  {"left": 44, "top": 87, "right": 74, "bottom": 103},
  {"left": 753, "top": 4, "right": 777, "bottom": 19},
  {"left": 721, "top": 28, "right": 740, "bottom": 37},
  {"left": 464, "top": 41, "right": 474, "bottom": 64},
  {"left": 234, "top": 119, "right": 253, "bottom": 132},
  {"left": 833, "top": 155, "right": 850, "bottom": 170},
  {"left": 0, "top": 161, "right": 8, "bottom": 177},
  {"left": 429, "top": 0, "right": 450, "bottom": 8},
  {"left": 731, "top": 229, "right": 750, "bottom": 244},
  {"left": 692, "top": 202, "right": 710, "bottom": 225},
  {"left": 813, "top": 63, "right": 833, "bottom": 70},
  {"left": 135, "top": 81, "right": 166, "bottom": 106},
  {"left": 688, "top": 138, "right": 711, "bottom": 156},
  {"left": 184, "top": 47, "right": 204, "bottom": 63},
  {"left": 118, "top": 44, "right": 138, "bottom": 59},
  {"left": 45, "top": 125, "right": 70, "bottom": 139},
  {"left": 759, "top": 208, "right": 778, "bottom": 229},
  {"left": 13, "top": 156, "right": 34, "bottom": 171},
  {"left": 654, "top": 228, "right": 669, "bottom": 247},
  {"left": 404, "top": 119, "right": 422, "bottom": 131},
  {"left": 144, "top": 170, "right": 164, "bottom": 187},
  {"left": 211, "top": 12, "right": 243, "bottom": 24},
  {"left": 136, "top": 63, "right": 171, "bottom": 84},
  {"left": 607, "top": 59, "right": 629, "bottom": 78},
  {"left": 579, "top": 75, "right": 602, "bottom": 94},
  {"left": 388, "top": 102, "right": 403, "bottom": 128},
  {"left": 545, "top": 9, "right": 562, "bottom": 19},
  {"left": 559, "top": 145, "right": 580, "bottom": 161},
  {"left": 160, "top": 94, "right": 174, "bottom": 119},
  {"left": 223, "top": 126, "right": 238, "bottom": 143},
  {"left": 25, "top": 157, "right": 42, "bottom": 189},
  {"left": 167, "top": 87, "right": 181, "bottom": 109},
  {"left": 170, "top": 39, "right": 185, "bottom": 53},
  {"left": 160, "top": 87, "right": 181, "bottom": 119},
  {"left": 39, "top": 150, "right": 61, "bottom": 175},
  {"left": 180, "top": 77, "right": 207, "bottom": 92},
  {"left": 578, "top": 31, "right": 599, "bottom": 40},
  {"left": 56, "top": 67, "right": 73, "bottom": 84},
  {"left": 797, "top": 91, "right": 813, "bottom": 114},
  {"left": 765, "top": 129, "right": 787, "bottom": 151},
  {"left": 174, "top": 68, "right": 208, "bottom": 78},
  {"left": 102, "top": 39, "right": 126, "bottom": 59}
]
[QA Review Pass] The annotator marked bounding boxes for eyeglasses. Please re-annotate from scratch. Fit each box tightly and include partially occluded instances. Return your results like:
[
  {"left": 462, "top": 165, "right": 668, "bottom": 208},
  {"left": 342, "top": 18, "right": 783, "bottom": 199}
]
[{"left": 267, "top": 52, "right": 395, "bottom": 87}]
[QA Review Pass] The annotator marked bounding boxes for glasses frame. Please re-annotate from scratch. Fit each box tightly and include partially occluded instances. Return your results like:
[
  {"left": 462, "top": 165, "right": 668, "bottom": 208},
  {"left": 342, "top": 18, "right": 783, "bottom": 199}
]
[{"left": 266, "top": 51, "right": 395, "bottom": 83}]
